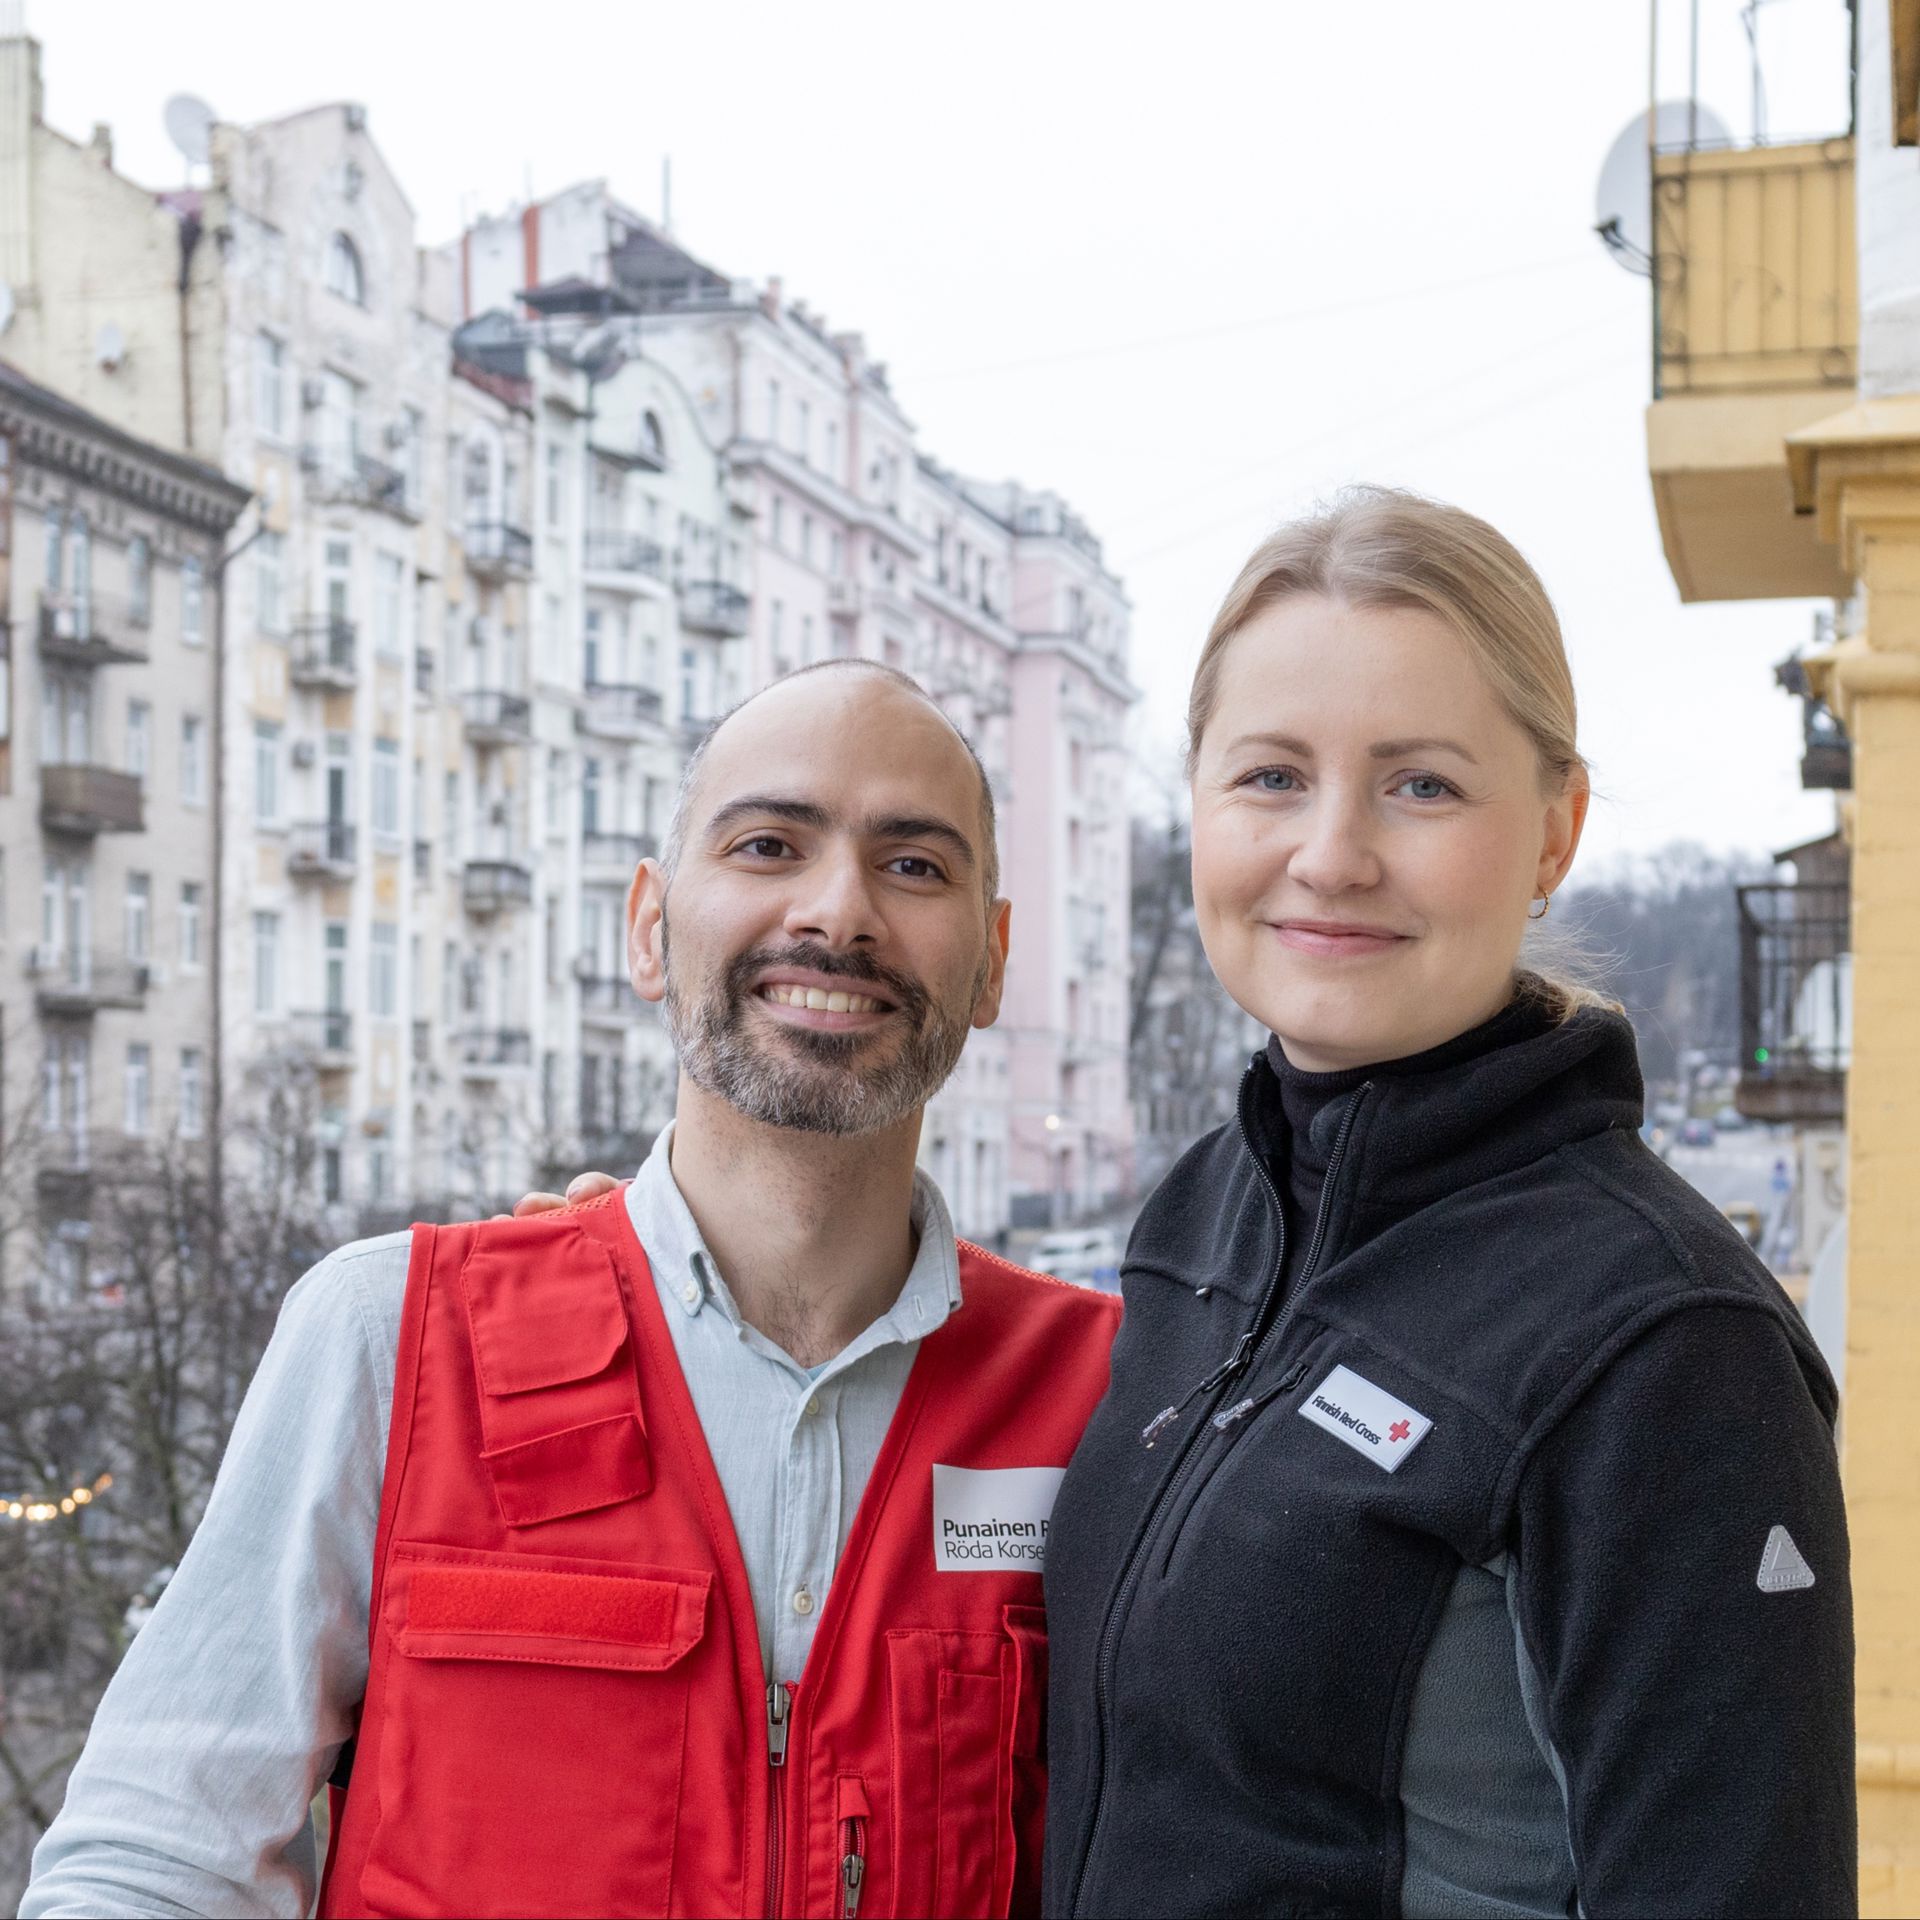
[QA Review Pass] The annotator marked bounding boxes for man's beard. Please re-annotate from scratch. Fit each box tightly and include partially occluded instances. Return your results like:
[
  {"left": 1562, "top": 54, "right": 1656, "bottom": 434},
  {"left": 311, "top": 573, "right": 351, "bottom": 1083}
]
[{"left": 661, "top": 926, "right": 982, "bottom": 1137}]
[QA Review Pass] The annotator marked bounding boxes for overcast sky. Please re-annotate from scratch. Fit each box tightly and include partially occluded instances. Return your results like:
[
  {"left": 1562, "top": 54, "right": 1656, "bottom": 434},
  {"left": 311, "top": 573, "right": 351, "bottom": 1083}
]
[{"left": 30, "top": 0, "right": 1860, "bottom": 871}]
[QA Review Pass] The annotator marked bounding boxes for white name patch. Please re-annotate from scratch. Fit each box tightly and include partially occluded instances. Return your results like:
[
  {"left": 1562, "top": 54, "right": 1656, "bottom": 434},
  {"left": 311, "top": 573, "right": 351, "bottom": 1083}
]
[
  {"left": 932, "top": 1464, "right": 1065, "bottom": 1572},
  {"left": 1298, "top": 1364, "right": 1432, "bottom": 1472}
]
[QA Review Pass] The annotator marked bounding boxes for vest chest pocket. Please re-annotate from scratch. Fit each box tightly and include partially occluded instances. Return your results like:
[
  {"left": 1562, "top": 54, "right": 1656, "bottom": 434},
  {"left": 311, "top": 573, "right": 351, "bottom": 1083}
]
[
  {"left": 357, "top": 1544, "right": 711, "bottom": 1920},
  {"left": 884, "top": 1605, "right": 1048, "bottom": 1920}
]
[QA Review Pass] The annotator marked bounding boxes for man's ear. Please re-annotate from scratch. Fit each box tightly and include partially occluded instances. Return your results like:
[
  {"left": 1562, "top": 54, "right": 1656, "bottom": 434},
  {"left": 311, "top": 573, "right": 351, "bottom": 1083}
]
[
  {"left": 628, "top": 860, "right": 668, "bottom": 1003},
  {"left": 970, "top": 898, "right": 1013, "bottom": 1030}
]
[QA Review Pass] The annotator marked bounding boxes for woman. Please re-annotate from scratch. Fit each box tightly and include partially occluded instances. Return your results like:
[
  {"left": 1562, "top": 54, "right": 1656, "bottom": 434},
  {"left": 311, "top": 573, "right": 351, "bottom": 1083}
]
[{"left": 1039, "top": 488, "right": 1854, "bottom": 1918}]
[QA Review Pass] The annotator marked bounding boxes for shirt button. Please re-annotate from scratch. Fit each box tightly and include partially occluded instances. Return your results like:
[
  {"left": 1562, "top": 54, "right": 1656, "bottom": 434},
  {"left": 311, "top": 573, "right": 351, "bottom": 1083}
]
[
  {"left": 791, "top": 1586, "right": 815, "bottom": 1616},
  {"left": 681, "top": 1282, "right": 700, "bottom": 1308},
  {"left": 802, "top": 1396, "right": 821, "bottom": 1418}
]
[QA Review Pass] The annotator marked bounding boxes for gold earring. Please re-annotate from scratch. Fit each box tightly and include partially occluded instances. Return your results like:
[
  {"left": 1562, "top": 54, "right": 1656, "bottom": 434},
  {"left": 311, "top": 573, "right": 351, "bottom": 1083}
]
[{"left": 1529, "top": 893, "right": 1551, "bottom": 921}]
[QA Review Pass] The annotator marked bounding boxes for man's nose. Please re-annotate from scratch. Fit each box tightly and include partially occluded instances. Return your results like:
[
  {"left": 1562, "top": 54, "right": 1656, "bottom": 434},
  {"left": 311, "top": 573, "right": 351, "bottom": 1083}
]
[
  {"left": 1287, "top": 789, "right": 1383, "bottom": 895},
  {"left": 783, "top": 848, "right": 881, "bottom": 948}
]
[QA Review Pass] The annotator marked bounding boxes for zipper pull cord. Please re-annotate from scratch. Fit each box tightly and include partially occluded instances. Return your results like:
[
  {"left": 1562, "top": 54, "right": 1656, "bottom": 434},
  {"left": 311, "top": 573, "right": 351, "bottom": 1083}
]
[
  {"left": 766, "top": 1681, "right": 791, "bottom": 1767},
  {"left": 1212, "top": 1360, "right": 1311, "bottom": 1432},
  {"left": 1140, "top": 1328, "right": 1256, "bottom": 1447}
]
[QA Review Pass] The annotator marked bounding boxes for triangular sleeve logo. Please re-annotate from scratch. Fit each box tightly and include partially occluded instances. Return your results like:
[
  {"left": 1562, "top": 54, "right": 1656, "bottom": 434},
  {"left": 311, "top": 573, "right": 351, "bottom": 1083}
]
[
  {"left": 1297, "top": 1364, "right": 1432, "bottom": 1472},
  {"left": 1756, "top": 1523, "right": 1816, "bottom": 1593}
]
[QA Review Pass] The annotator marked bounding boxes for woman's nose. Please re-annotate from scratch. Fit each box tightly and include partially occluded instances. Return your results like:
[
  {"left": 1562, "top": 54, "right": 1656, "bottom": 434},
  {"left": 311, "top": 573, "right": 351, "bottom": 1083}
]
[{"left": 1287, "top": 795, "right": 1382, "bottom": 895}]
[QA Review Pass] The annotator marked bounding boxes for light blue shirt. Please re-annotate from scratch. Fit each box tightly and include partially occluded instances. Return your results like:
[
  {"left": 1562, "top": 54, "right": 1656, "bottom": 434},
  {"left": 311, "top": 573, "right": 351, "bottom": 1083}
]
[{"left": 22, "top": 1126, "right": 962, "bottom": 1919}]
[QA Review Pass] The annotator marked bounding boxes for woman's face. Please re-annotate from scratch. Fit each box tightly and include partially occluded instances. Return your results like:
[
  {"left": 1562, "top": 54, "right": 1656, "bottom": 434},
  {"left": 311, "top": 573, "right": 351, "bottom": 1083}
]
[{"left": 1190, "top": 594, "right": 1588, "bottom": 1071}]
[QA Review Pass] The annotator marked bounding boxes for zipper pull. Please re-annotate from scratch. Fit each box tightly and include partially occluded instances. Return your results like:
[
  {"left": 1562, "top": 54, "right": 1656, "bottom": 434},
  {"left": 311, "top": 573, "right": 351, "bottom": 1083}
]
[
  {"left": 766, "top": 1681, "right": 791, "bottom": 1767},
  {"left": 1141, "top": 1329, "right": 1257, "bottom": 1447},
  {"left": 1211, "top": 1361, "right": 1311, "bottom": 1432},
  {"left": 841, "top": 1849, "right": 865, "bottom": 1919}
]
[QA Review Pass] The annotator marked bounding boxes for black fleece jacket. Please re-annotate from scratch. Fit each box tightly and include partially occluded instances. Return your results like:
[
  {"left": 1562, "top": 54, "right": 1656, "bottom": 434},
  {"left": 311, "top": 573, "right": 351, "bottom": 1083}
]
[{"left": 1042, "top": 997, "right": 1854, "bottom": 1919}]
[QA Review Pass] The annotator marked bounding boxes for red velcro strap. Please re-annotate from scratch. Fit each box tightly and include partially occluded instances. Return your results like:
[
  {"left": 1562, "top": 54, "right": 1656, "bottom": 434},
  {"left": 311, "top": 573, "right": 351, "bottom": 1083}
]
[
  {"left": 410, "top": 1564, "right": 676, "bottom": 1646},
  {"left": 461, "top": 1221, "right": 630, "bottom": 1397},
  {"left": 482, "top": 1412, "right": 654, "bottom": 1527}
]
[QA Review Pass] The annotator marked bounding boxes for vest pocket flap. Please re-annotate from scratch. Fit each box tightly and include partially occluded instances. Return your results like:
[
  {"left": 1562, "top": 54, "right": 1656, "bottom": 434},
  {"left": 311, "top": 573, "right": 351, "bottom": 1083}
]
[
  {"left": 396, "top": 1560, "right": 710, "bottom": 1672},
  {"left": 461, "top": 1228, "right": 631, "bottom": 1396},
  {"left": 482, "top": 1411, "right": 654, "bottom": 1527}
]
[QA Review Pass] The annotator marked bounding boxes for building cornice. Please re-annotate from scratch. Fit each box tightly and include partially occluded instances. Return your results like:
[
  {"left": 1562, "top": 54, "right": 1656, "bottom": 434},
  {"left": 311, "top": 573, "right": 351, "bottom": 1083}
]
[{"left": 1015, "top": 630, "right": 1139, "bottom": 705}]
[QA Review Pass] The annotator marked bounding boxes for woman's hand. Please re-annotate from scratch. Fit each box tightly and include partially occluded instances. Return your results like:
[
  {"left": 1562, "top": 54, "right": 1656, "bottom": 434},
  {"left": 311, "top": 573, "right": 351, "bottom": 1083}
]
[{"left": 494, "top": 1172, "right": 619, "bottom": 1220}]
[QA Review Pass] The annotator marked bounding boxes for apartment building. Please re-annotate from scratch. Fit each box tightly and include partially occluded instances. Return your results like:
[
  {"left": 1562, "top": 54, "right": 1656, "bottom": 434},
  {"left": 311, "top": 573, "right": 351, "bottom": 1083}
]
[
  {"left": 452, "top": 186, "right": 1138, "bottom": 1233},
  {"left": 0, "top": 360, "right": 248, "bottom": 1300}
]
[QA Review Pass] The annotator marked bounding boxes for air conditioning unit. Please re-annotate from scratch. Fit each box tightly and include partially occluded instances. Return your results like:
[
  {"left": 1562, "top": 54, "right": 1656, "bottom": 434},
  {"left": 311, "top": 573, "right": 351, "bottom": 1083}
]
[
  {"left": 300, "top": 378, "right": 326, "bottom": 411},
  {"left": 290, "top": 739, "right": 318, "bottom": 768}
]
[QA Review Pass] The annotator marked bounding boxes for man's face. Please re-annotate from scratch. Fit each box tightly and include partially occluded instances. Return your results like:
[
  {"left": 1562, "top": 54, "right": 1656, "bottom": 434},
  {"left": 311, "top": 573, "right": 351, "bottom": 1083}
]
[{"left": 629, "top": 672, "right": 1009, "bottom": 1137}]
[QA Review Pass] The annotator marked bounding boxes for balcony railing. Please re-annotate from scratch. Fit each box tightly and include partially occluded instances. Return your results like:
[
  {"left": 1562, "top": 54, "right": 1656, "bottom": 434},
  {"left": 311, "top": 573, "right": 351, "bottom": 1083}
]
[
  {"left": 29, "top": 950, "right": 151, "bottom": 1015},
  {"left": 584, "top": 530, "right": 666, "bottom": 579},
  {"left": 1652, "top": 137, "right": 1857, "bottom": 398},
  {"left": 464, "top": 521, "right": 533, "bottom": 575},
  {"left": 414, "top": 646, "right": 435, "bottom": 700},
  {"left": 41, "top": 764, "right": 144, "bottom": 836},
  {"left": 461, "top": 688, "right": 533, "bottom": 744},
  {"left": 287, "top": 820, "right": 358, "bottom": 879},
  {"left": 290, "top": 617, "right": 359, "bottom": 689},
  {"left": 462, "top": 858, "right": 534, "bottom": 914},
  {"left": 680, "top": 579, "right": 750, "bottom": 637},
  {"left": 1735, "top": 880, "right": 1850, "bottom": 1123},
  {"left": 313, "top": 452, "right": 416, "bottom": 518},
  {"left": 580, "top": 681, "right": 665, "bottom": 737},
  {"left": 582, "top": 828, "right": 658, "bottom": 874},
  {"left": 38, "top": 592, "right": 146, "bottom": 667},
  {"left": 459, "top": 1027, "right": 533, "bottom": 1073},
  {"left": 291, "top": 1008, "right": 355, "bottom": 1065},
  {"left": 579, "top": 974, "right": 646, "bottom": 1022}
]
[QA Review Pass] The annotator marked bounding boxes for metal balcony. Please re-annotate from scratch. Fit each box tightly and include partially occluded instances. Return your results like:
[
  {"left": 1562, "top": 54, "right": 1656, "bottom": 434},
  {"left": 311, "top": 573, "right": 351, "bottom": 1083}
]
[
  {"left": 41, "top": 764, "right": 144, "bottom": 836},
  {"left": 463, "top": 521, "right": 533, "bottom": 577},
  {"left": 461, "top": 688, "right": 533, "bottom": 744},
  {"left": 462, "top": 858, "right": 534, "bottom": 914},
  {"left": 458, "top": 1027, "right": 533, "bottom": 1076},
  {"left": 38, "top": 592, "right": 146, "bottom": 667},
  {"left": 680, "top": 579, "right": 750, "bottom": 637},
  {"left": 313, "top": 452, "right": 416, "bottom": 519},
  {"left": 582, "top": 828, "right": 658, "bottom": 877},
  {"left": 30, "top": 950, "right": 151, "bottom": 1015},
  {"left": 578, "top": 974, "right": 647, "bottom": 1025},
  {"left": 579, "top": 681, "right": 664, "bottom": 738},
  {"left": 414, "top": 646, "right": 435, "bottom": 700},
  {"left": 291, "top": 1008, "right": 355, "bottom": 1069},
  {"left": 290, "top": 617, "right": 359, "bottom": 690},
  {"left": 1735, "top": 880, "right": 1850, "bottom": 1123},
  {"left": 287, "top": 821, "right": 358, "bottom": 880},
  {"left": 584, "top": 530, "right": 666, "bottom": 580}
]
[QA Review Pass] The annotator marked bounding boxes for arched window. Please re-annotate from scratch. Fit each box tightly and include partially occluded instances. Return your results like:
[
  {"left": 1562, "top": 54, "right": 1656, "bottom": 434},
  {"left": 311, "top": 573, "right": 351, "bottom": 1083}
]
[
  {"left": 326, "top": 232, "right": 365, "bottom": 306},
  {"left": 640, "top": 410, "right": 666, "bottom": 464}
]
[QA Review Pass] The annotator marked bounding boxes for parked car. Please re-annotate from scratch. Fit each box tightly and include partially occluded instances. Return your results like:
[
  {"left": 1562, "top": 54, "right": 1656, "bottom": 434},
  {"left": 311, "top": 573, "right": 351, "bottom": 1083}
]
[
  {"left": 1028, "top": 1228, "right": 1121, "bottom": 1289},
  {"left": 1712, "top": 1106, "right": 1749, "bottom": 1132},
  {"left": 1678, "top": 1118, "right": 1717, "bottom": 1148}
]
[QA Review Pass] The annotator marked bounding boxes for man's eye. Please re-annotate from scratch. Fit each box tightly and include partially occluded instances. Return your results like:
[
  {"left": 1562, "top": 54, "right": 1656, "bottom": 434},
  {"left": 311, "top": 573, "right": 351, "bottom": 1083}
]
[
  {"left": 890, "top": 856, "right": 944, "bottom": 879},
  {"left": 740, "top": 836, "right": 790, "bottom": 859}
]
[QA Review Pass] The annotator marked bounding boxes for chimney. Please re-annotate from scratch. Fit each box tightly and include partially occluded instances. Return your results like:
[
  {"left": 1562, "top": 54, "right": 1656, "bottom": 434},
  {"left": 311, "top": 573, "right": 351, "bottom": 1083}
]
[
  {"left": 760, "top": 274, "right": 783, "bottom": 319},
  {"left": 89, "top": 120, "right": 112, "bottom": 167}
]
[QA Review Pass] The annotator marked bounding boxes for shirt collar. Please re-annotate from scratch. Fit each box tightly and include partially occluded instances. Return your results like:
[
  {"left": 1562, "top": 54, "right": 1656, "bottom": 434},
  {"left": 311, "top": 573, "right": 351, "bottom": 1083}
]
[{"left": 624, "top": 1120, "right": 964, "bottom": 1346}]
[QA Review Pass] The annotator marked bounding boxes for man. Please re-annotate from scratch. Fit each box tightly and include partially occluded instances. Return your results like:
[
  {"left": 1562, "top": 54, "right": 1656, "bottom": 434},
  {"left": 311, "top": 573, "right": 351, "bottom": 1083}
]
[{"left": 25, "top": 662, "right": 1120, "bottom": 1920}]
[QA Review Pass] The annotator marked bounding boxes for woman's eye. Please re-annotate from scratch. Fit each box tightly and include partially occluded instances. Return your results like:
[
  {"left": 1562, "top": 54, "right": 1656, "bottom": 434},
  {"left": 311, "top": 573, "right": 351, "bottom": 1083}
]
[
  {"left": 1251, "top": 767, "right": 1300, "bottom": 793},
  {"left": 1397, "top": 775, "right": 1453, "bottom": 802}
]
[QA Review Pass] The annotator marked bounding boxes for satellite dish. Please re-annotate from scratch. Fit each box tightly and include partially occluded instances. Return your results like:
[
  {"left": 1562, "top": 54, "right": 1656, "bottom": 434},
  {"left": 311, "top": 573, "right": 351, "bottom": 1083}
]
[
  {"left": 95, "top": 322, "right": 126, "bottom": 371},
  {"left": 0, "top": 282, "right": 14, "bottom": 335},
  {"left": 1594, "top": 100, "right": 1732, "bottom": 274},
  {"left": 163, "top": 93, "right": 215, "bottom": 169}
]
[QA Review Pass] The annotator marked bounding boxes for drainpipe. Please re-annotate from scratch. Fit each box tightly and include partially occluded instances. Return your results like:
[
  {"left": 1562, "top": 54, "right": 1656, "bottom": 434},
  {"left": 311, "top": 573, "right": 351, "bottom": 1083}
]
[{"left": 176, "top": 208, "right": 203, "bottom": 453}]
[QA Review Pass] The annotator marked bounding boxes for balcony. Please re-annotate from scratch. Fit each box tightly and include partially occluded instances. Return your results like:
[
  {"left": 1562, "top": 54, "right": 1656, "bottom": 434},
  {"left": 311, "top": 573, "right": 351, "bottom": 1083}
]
[
  {"left": 290, "top": 1008, "right": 355, "bottom": 1070},
  {"left": 579, "top": 681, "right": 664, "bottom": 738},
  {"left": 29, "top": 949, "right": 150, "bottom": 1016},
  {"left": 414, "top": 646, "right": 435, "bottom": 700},
  {"left": 461, "top": 688, "right": 533, "bottom": 744},
  {"left": 681, "top": 579, "right": 750, "bottom": 637},
  {"left": 579, "top": 973, "right": 647, "bottom": 1026},
  {"left": 287, "top": 820, "right": 358, "bottom": 881},
  {"left": 462, "top": 858, "right": 534, "bottom": 915},
  {"left": 458, "top": 1027, "right": 533, "bottom": 1077},
  {"left": 312, "top": 451, "right": 416, "bottom": 519},
  {"left": 1735, "top": 880, "right": 1850, "bottom": 1123},
  {"left": 583, "top": 530, "right": 667, "bottom": 582},
  {"left": 464, "top": 521, "right": 533, "bottom": 577},
  {"left": 41, "top": 764, "right": 143, "bottom": 836},
  {"left": 290, "top": 617, "right": 359, "bottom": 690},
  {"left": 1646, "top": 136, "right": 1858, "bottom": 603},
  {"left": 38, "top": 592, "right": 146, "bottom": 667},
  {"left": 583, "top": 828, "right": 658, "bottom": 877}
]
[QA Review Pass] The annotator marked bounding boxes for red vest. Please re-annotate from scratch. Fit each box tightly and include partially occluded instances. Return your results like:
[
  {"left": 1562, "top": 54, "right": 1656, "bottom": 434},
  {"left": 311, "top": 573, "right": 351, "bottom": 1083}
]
[{"left": 318, "top": 1184, "right": 1120, "bottom": 1920}]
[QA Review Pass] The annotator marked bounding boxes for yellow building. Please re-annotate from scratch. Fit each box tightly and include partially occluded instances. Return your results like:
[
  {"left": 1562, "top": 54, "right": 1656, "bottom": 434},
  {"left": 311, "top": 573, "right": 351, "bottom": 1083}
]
[{"left": 1638, "top": 9, "right": 1920, "bottom": 1909}]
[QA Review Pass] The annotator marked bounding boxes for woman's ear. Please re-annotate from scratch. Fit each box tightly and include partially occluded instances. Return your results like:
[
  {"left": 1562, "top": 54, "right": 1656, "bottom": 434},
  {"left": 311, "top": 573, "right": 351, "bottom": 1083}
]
[{"left": 1537, "top": 773, "right": 1591, "bottom": 897}]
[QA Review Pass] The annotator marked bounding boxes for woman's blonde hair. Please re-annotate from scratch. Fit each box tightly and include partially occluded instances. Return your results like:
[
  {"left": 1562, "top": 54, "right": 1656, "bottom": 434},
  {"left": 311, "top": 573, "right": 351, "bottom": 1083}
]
[{"left": 1188, "top": 485, "right": 1614, "bottom": 1018}]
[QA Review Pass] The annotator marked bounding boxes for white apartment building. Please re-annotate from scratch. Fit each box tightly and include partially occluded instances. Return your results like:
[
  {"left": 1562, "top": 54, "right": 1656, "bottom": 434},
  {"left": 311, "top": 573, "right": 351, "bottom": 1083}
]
[
  {"left": 0, "top": 360, "right": 248, "bottom": 1301},
  {"left": 452, "top": 187, "right": 1138, "bottom": 1233}
]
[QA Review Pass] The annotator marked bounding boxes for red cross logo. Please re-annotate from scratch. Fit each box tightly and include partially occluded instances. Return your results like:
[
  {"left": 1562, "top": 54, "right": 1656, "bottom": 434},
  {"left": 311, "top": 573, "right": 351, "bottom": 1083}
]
[{"left": 1388, "top": 1420, "right": 1412, "bottom": 1443}]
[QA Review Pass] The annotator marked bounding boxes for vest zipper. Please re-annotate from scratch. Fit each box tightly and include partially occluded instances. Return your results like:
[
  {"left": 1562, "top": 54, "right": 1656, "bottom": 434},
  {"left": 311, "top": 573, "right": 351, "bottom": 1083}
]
[
  {"left": 1065, "top": 1079, "right": 1371, "bottom": 1918},
  {"left": 766, "top": 1681, "right": 791, "bottom": 1916},
  {"left": 840, "top": 1814, "right": 866, "bottom": 1919}
]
